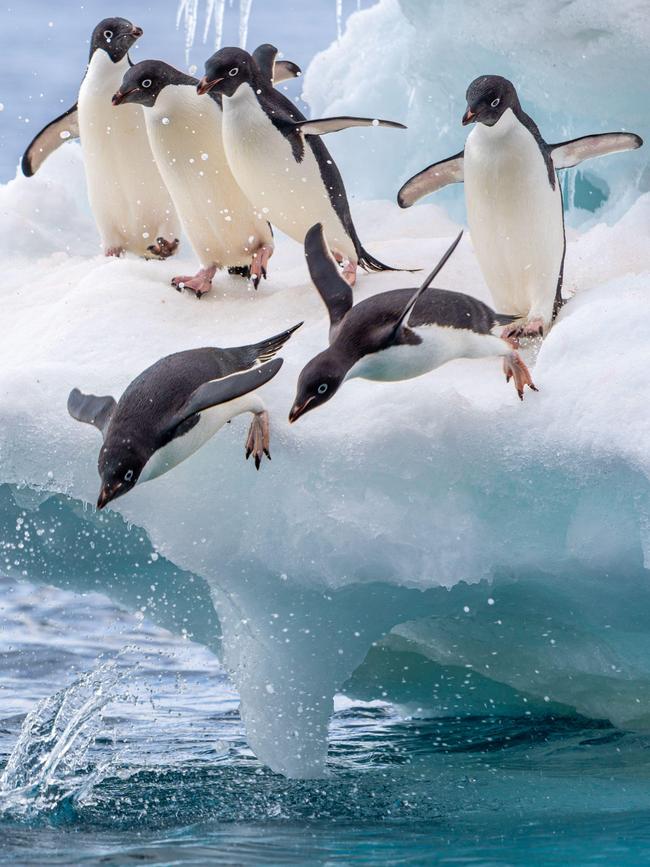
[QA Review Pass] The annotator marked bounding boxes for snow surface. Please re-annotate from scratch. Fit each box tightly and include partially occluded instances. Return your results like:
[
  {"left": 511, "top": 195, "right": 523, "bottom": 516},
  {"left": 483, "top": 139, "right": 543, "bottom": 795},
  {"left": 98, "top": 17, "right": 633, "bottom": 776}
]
[{"left": 1, "top": 138, "right": 649, "bottom": 777}]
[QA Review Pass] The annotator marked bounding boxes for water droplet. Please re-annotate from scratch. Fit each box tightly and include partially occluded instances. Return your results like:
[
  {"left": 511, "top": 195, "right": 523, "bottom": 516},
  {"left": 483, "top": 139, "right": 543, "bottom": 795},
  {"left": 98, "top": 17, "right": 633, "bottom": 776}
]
[
  {"left": 59, "top": 130, "right": 71, "bottom": 140},
  {"left": 201, "top": 153, "right": 209, "bottom": 161},
  {"left": 161, "top": 117, "right": 170, "bottom": 125},
  {"left": 372, "top": 118, "right": 379, "bottom": 126}
]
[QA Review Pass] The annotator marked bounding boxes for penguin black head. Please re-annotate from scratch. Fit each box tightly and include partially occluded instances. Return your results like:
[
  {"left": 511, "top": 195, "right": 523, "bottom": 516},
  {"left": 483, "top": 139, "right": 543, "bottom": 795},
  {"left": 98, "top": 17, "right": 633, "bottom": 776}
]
[
  {"left": 198, "top": 47, "right": 257, "bottom": 97},
  {"left": 462, "top": 75, "right": 519, "bottom": 127},
  {"left": 90, "top": 17, "right": 142, "bottom": 64},
  {"left": 113, "top": 60, "right": 196, "bottom": 107},
  {"left": 96, "top": 440, "right": 147, "bottom": 509},
  {"left": 289, "top": 351, "right": 347, "bottom": 423}
]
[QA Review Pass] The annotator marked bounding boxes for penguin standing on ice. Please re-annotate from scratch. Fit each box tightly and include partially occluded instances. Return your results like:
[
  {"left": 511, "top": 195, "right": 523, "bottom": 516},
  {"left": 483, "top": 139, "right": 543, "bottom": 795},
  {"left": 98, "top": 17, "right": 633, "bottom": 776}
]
[
  {"left": 289, "top": 225, "right": 535, "bottom": 423},
  {"left": 398, "top": 75, "right": 643, "bottom": 337},
  {"left": 112, "top": 46, "right": 301, "bottom": 297},
  {"left": 22, "top": 18, "right": 179, "bottom": 260},
  {"left": 197, "top": 47, "right": 407, "bottom": 286},
  {"left": 68, "top": 323, "right": 301, "bottom": 509}
]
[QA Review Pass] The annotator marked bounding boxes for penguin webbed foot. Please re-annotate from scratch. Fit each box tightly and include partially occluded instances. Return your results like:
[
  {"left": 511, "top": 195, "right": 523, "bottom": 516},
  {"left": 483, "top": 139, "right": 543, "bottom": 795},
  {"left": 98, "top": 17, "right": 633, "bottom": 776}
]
[
  {"left": 250, "top": 245, "right": 273, "bottom": 290},
  {"left": 245, "top": 410, "right": 271, "bottom": 470},
  {"left": 333, "top": 250, "right": 358, "bottom": 287},
  {"left": 503, "top": 352, "right": 538, "bottom": 401},
  {"left": 502, "top": 317, "right": 546, "bottom": 341},
  {"left": 171, "top": 266, "right": 215, "bottom": 299},
  {"left": 105, "top": 246, "right": 124, "bottom": 258},
  {"left": 147, "top": 237, "right": 180, "bottom": 260}
]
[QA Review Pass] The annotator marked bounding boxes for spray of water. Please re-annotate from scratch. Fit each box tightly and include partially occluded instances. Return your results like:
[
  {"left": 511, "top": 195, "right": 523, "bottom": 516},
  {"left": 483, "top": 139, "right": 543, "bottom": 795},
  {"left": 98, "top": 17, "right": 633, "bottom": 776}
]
[{"left": 0, "top": 662, "right": 128, "bottom": 819}]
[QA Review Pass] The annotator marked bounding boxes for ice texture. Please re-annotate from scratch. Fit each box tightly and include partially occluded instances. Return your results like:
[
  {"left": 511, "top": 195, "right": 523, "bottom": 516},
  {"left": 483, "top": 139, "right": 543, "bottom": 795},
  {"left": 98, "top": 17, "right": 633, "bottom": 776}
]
[
  {"left": 302, "top": 0, "right": 649, "bottom": 220},
  {"left": 1, "top": 142, "right": 649, "bottom": 777}
]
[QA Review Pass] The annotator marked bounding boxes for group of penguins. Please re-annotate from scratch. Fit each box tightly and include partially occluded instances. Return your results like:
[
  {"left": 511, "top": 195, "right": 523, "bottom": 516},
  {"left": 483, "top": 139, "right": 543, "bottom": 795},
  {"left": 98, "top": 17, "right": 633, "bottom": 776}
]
[{"left": 22, "top": 17, "right": 643, "bottom": 510}]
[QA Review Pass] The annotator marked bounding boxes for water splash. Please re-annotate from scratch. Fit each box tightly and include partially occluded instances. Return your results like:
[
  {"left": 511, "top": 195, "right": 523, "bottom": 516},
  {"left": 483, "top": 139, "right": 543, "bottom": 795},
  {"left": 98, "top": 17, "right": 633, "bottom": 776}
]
[{"left": 0, "top": 662, "right": 126, "bottom": 819}]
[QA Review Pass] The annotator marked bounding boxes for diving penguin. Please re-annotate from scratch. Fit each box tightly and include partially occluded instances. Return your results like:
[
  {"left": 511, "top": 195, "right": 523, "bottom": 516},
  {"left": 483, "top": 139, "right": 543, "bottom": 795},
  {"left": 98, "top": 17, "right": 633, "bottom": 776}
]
[
  {"left": 197, "top": 47, "right": 407, "bottom": 286},
  {"left": 397, "top": 75, "right": 643, "bottom": 337},
  {"left": 68, "top": 323, "right": 301, "bottom": 509},
  {"left": 112, "top": 46, "right": 301, "bottom": 297},
  {"left": 289, "top": 225, "right": 535, "bottom": 423},
  {"left": 22, "top": 17, "right": 180, "bottom": 260}
]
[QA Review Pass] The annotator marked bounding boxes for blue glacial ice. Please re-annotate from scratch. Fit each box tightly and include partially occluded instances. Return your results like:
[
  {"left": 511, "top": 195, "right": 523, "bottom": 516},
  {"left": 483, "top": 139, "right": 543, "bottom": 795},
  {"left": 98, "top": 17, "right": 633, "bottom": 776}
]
[{"left": 0, "top": 0, "right": 648, "bottom": 778}]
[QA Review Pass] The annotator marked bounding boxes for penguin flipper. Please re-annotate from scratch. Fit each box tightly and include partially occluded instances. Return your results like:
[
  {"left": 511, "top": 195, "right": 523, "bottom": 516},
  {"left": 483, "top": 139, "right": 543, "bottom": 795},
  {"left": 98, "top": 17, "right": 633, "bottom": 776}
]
[
  {"left": 252, "top": 44, "right": 301, "bottom": 85},
  {"left": 22, "top": 104, "right": 79, "bottom": 177},
  {"left": 304, "top": 223, "right": 354, "bottom": 332},
  {"left": 273, "top": 60, "right": 302, "bottom": 84},
  {"left": 175, "top": 359, "right": 283, "bottom": 425},
  {"left": 550, "top": 132, "right": 643, "bottom": 170},
  {"left": 397, "top": 151, "right": 465, "bottom": 208},
  {"left": 295, "top": 117, "right": 406, "bottom": 136},
  {"left": 388, "top": 231, "right": 464, "bottom": 342},
  {"left": 67, "top": 389, "right": 116, "bottom": 438}
]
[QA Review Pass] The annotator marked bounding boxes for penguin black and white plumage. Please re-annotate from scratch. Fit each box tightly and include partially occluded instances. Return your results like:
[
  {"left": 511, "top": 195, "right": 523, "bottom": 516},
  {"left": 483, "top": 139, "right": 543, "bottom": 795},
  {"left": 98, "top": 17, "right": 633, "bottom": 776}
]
[
  {"left": 197, "top": 47, "right": 407, "bottom": 287},
  {"left": 397, "top": 75, "right": 643, "bottom": 337},
  {"left": 113, "top": 47, "right": 301, "bottom": 298},
  {"left": 22, "top": 18, "right": 179, "bottom": 260},
  {"left": 68, "top": 323, "right": 301, "bottom": 509},
  {"left": 288, "top": 225, "right": 536, "bottom": 422}
]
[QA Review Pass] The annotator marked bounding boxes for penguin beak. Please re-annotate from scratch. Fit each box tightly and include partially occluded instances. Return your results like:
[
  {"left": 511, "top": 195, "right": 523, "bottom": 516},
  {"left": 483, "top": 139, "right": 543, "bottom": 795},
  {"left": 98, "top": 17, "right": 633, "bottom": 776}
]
[
  {"left": 462, "top": 107, "right": 476, "bottom": 126},
  {"left": 288, "top": 397, "right": 314, "bottom": 423},
  {"left": 112, "top": 89, "right": 136, "bottom": 106},
  {"left": 97, "top": 482, "right": 123, "bottom": 510},
  {"left": 131, "top": 25, "right": 143, "bottom": 38},
  {"left": 197, "top": 76, "right": 222, "bottom": 95}
]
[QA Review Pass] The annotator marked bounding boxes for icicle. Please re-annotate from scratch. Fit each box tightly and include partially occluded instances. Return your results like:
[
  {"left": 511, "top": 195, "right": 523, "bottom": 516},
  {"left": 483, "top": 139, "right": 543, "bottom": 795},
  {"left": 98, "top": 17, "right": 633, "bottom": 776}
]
[
  {"left": 336, "top": 0, "right": 343, "bottom": 39},
  {"left": 177, "top": 0, "right": 200, "bottom": 64},
  {"left": 239, "top": 0, "right": 254, "bottom": 49},
  {"left": 210, "top": 0, "right": 226, "bottom": 49},
  {"left": 202, "top": 0, "right": 216, "bottom": 43}
]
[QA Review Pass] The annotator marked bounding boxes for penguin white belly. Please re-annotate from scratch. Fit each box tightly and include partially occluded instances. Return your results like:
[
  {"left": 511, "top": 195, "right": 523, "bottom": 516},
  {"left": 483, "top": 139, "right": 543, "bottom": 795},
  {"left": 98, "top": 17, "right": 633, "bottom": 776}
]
[
  {"left": 347, "top": 326, "right": 508, "bottom": 382},
  {"left": 78, "top": 52, "right": 178, "bottom": 255},
  {"left": 139, "top": 393, "right": 262, "bottom": 484},
  {"left": 221, "top": 85, "right": 356, "bottom": 261},
  {"left": 145, "top": 87, "right": 271, "bottom": 269},
  {"left": 464, "top": 109, "right": 564, "bottom": 324}
]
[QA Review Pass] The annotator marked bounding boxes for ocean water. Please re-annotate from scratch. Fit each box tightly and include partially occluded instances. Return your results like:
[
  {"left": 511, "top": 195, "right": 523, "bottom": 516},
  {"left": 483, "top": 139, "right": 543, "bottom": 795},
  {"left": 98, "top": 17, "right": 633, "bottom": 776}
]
[{"left": 2, "top": 574, "right": 650, "bottom": 865}]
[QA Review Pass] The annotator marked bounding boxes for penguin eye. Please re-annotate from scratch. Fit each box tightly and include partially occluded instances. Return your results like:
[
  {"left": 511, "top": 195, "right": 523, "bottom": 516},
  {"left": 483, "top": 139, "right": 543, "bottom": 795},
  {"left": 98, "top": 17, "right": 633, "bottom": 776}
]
[
  {"left": 491, "top": 97, "right": 500, "bottom": 108},
  {"left": 104, "top": 30, "right": 113, "bottom": 40},
  {"left": 228, "top": 67, "right": 239, "bottom": 77},
  {"left": 317, "top": 383, "right": 328, "bottom": 395},
  {"left": 142, "top": 79, "right": 152, "bottom": 88},
  {"left": 124, "top": 469, "right": 134, "bottom": 482}
]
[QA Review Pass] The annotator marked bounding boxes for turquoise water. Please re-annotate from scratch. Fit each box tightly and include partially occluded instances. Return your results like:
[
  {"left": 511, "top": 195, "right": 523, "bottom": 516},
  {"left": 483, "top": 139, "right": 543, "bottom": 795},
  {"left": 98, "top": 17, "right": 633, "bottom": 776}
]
[{"left": 2, "top": 574, "right": 650, "bottom": 865}]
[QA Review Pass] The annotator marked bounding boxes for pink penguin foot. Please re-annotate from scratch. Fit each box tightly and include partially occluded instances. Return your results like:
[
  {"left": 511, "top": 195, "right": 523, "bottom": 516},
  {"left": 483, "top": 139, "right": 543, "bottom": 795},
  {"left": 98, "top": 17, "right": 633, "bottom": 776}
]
[
  {"left": 171, "top": 265, "right": 217, "bottom": 299},
  {"left": 503, "top": 351, "right": 539, "bottom": 401},
  {"left": 333, "top": 250, "right": 358, "bottom": 287},
  {"left": 105, "top": 246, "right": 124, "bottom": 258},
  {"left": 250, "top": 244, "right": 273, "bottom": 289},
  {"left": 147, "top": 237, "right": 180, "bottom": 260},
  {"left": 502, "top": 317, "right": 546, "bottom": 341}
]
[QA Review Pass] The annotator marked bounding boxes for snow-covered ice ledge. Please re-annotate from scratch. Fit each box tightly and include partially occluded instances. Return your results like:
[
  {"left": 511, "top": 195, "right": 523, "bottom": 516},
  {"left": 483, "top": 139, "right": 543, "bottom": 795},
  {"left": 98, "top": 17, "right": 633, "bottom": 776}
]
[{"left": 1, "top": 148, "right": 649, "bottom": 777}]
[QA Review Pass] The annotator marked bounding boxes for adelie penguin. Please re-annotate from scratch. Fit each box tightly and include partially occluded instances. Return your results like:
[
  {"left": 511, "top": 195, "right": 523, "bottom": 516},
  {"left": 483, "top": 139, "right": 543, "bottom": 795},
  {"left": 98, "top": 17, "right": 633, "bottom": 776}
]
[
  {"left": 22, "top": 18, "right": 180, "bottom": 260},
  {"left": 398, "top": 75, "right": 643, "bottom": 337},
  {"left": 113, "top": 46, "right": 301, "bottom": 298},
  {"left": 68, "top": 324, "right": 301, "bottom": 509},
  {"left": 197, "top": 47, "right": 406, "bottom": 286},
  {"left": 289, "top": 225, "right": 536, "bottom": 423}
]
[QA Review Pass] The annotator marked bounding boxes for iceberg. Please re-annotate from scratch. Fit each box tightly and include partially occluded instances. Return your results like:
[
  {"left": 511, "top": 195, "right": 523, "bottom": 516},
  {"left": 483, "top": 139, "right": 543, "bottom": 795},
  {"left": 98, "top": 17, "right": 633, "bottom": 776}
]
[
  {"left": 1, "top": 15, "right": 648, "bottom": 775},
  {"left": 303, "top": 0, "right": 649, "bottom": 220}
]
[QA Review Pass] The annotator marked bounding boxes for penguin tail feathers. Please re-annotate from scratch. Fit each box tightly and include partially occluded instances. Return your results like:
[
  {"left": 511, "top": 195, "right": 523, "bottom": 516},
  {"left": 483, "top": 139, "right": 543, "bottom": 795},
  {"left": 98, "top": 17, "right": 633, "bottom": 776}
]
[
  {"left": 252, "top": 322, "right": 303, "bottom": 364},
  {"left": 357, "top": 247, "right": 418, "bottom": 274}
]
